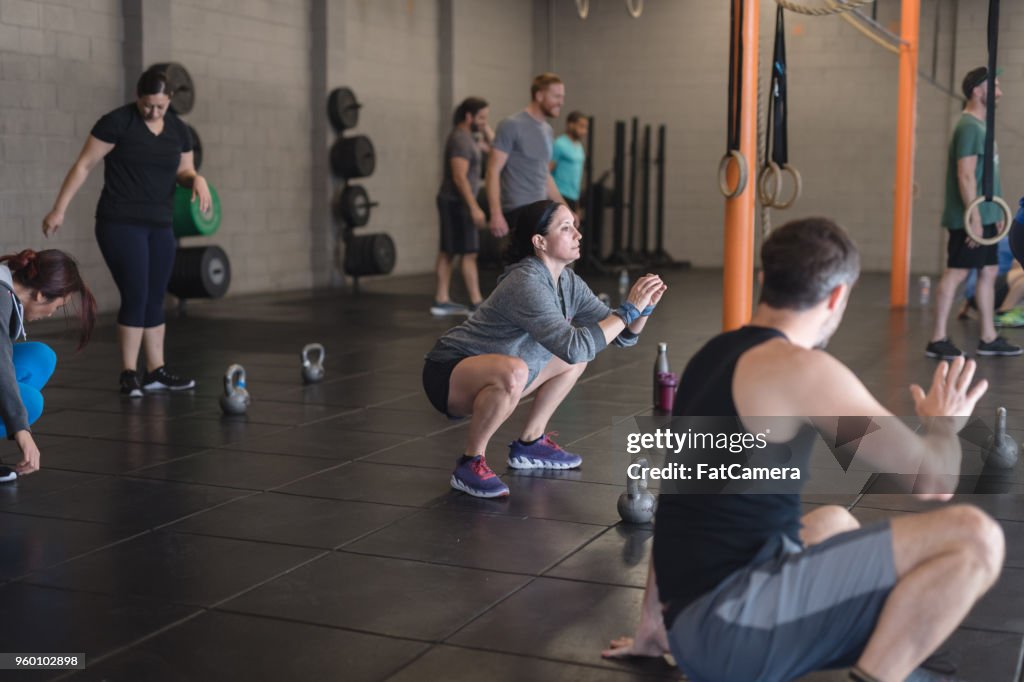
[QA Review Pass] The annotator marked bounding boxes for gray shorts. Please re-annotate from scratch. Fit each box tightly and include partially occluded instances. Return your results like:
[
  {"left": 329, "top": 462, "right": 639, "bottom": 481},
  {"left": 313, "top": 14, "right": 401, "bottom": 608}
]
[{"left": 668, "top": 521, "right": 896, "bottom": 682}]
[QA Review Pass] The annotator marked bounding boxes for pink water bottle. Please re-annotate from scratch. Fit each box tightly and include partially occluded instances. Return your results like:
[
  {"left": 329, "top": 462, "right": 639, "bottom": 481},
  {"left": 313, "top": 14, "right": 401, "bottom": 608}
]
[
  {"left": 657, "top": 372, "right": 678, "bottom": 413},
  {"left": 653, "top": 342, "right": 670, "bottom": 407}
]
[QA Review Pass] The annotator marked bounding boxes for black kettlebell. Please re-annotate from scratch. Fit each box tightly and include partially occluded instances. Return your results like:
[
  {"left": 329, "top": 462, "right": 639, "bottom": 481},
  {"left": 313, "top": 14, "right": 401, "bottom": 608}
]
[
  {"left": 618, "top": 457, "right": 656, "bottom": 524},
  {"left": 983, "top": 406, "right": 1019, "bottom": 469}
]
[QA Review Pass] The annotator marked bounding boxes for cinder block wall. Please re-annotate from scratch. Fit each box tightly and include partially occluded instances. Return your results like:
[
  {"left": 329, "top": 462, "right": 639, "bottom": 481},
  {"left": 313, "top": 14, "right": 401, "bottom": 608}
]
[
  {"left": 169, "top": 0, "right": 314, "bottom": 293},
  {"left": 452, "top": 0, "right": 536, "bottom": 124},
  {"left": 3, "top": 0, "right": 1020, "bottom": 311},
  {"left": 0, "top": 0, "right": 124, "bottom": 309},
  {"left": 328, "top": 0, "right": 444, "bottom": 278}
]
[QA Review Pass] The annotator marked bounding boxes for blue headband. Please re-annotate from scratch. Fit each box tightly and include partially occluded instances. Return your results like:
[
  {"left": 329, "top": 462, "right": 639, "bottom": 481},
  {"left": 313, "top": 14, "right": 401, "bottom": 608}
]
[{"left": 535, "top": 202, "right": 561, "bottom": 235}]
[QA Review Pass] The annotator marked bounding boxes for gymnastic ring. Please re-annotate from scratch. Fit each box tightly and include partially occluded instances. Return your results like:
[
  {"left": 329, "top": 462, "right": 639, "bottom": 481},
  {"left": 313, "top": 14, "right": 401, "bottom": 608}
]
[
  {"left": 758, "top": 162, "right": 783, "bottom": 207},
  {"left": 771, "top": 164, "right": 802, "bottom": 210},
  {"left": 963, "top": 195, "right": 1013, "bottom": 245},
  {"left": 718, "top": 150, "right": 748, "bottom": 199}
]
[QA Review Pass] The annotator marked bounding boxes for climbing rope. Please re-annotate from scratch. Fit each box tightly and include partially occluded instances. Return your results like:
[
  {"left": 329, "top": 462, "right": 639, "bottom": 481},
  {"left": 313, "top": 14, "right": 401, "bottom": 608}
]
[{"left": 775, "top": 0, "right": 874, "bottom": 17}]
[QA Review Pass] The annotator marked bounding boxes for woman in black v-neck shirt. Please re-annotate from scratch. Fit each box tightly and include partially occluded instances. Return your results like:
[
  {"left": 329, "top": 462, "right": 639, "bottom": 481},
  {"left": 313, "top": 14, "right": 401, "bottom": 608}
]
[{"left": 42, "top": 67, "right": 213, "bottom": 397}]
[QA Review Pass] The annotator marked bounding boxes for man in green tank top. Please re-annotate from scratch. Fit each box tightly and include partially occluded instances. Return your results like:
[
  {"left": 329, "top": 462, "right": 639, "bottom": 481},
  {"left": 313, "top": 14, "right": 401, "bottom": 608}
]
[{"left": 927, "top": 67, "right": 1021, "bottom": 360}]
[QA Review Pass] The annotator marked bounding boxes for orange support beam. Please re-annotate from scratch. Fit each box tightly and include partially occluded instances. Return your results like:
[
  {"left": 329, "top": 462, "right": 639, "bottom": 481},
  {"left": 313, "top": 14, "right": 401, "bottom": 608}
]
[
  {"left": 722, "top": 0, "right": 759, "bottom": 330},
  {"left": 890, "top": 0, "right": 920, "bottom": 308}
]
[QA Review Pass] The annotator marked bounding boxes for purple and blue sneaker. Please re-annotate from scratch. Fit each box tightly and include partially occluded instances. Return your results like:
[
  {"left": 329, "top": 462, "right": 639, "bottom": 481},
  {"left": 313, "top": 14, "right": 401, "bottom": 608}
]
[
  {"left": 450, "top": 455, "right": 509, "bottom": 498},
  {"left": 507, "top": 433, "right": 583, "bottom": 470}
]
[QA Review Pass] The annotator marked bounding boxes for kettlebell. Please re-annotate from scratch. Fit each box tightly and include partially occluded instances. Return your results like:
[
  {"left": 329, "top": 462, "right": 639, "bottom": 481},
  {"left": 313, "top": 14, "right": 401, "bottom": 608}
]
[
  {"left": 983, "top": 406, "right": 1019, "bottom": 469},
  {"left": 618, "top": 457, "right": 657, "bottom": 524},
  {"left": 219, "top": 364, "right": 250, "bottom": 415},
  {"left": 301, "top": 343, "right": 326, "bottom": 384}
]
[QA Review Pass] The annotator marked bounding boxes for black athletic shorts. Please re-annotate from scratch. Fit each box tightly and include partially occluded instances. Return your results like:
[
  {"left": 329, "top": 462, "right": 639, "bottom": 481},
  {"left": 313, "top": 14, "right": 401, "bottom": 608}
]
[
  {"left": 437, "top": 196, "right": 479, "bottom": 254},
  {"left": 422, "top": 357, "right": 465, "bottom": 418},
  {"left": 564, "top": 198, "right": 579, "bottom": 212},
  {"left": 947, "top": 224, "right": 999, "bottom": 269}
]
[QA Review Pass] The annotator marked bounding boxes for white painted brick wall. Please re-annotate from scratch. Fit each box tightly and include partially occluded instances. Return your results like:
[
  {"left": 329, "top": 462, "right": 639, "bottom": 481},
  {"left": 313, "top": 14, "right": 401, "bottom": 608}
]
[
  {"left": 169, "top": 0, "right": 314, "bottom": 296},
  {"left": 0, "top": 0, "right": 122, "bottom": 312}
]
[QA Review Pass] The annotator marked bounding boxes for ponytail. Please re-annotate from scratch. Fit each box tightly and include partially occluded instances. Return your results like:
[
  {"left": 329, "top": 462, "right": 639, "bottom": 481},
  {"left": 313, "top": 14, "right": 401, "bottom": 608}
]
[{"left": 0, "top": 249, "right": 97, "bottom": 351}]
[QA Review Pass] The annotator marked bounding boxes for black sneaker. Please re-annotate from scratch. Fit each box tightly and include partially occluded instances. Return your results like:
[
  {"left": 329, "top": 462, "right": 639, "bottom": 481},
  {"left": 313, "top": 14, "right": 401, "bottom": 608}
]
[
  {"left": 977, "top": 336, "right": 1024, "bottom": 357},
  {"left": 925, "top": 338, "right": 964, "bottom": 360},
  {"left": 119, "top": 370, "right": 143, "bottom": 398},
  {"left": 0, "top": 466, "right": 16, "bottom": 483},
  {"left": 142, "top": 366, "right": 196, "bottom": 392}
]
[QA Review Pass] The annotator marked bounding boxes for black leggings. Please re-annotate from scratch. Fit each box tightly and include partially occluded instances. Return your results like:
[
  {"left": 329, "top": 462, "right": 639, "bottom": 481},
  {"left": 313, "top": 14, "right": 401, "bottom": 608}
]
[{"left": 96, "top": 221, "right": 177, "bottom": 327}]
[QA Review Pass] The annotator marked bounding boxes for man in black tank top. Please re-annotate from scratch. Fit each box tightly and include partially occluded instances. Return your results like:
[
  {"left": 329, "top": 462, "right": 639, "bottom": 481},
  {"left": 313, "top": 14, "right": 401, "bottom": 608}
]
[{"left": 605, "top": 218, "right": 1002, "bottom": 682}]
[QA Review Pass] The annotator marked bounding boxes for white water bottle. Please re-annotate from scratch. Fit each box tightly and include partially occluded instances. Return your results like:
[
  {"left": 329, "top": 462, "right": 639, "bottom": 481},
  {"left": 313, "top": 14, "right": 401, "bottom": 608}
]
[{"left": 618, "top": 269, "right": 629, "bottom": 305}]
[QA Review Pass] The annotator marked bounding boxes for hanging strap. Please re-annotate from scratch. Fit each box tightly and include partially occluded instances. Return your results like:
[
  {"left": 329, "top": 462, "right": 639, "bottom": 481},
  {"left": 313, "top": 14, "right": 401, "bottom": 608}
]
[
  {"left": 726, "top": 0, "right": 743, "bottom": 156},
  {"left": 719, "top": 0, "right": 749, "bottom": 198},
  {"left": 982, "top": 0, "right": 999, "bottom": 201},
  {"left": 758, "top": 5, "right": 801, "bottom": 210},
  {"left": 962, "top": 0, "right": 1011, "bottom": 246},
  {"left": 767, "top": 5, "right": 789, "bottom": 167}
]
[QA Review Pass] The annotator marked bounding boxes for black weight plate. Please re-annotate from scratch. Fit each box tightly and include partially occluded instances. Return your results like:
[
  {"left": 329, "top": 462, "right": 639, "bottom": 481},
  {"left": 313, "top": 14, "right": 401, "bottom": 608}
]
[
  {"left": 327, "top": 87, "right": 360, "bottom": 131},
  {"left": 330, "top": 136, "right": 376, "bottom": 179},
  {"left": 333, "top": 185, "right": 372, "bottom": 227},
  {"left": 151, "top": 62, "right": 195, "bottom": 115},
  {"left": 344, "top": 233, "right": 395, "bottom": 276},
  {"left": 168, "top": 246, "right": 231, "bottom": 299}
]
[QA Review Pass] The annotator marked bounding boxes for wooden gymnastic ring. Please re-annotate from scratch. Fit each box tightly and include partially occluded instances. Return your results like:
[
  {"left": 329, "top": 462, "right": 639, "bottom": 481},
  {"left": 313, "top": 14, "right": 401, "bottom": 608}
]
[
  {"left": 771, "top": 164, "right": 802, "bottom": 210},
  {"left": 964, "top": 195, "right": 1013, "bottom": 245},
  {"left": 718, "top": 150, "right": 748, "bottom": 199},
  {"left": 758, "top": 162, "right": 783, "bottom": 206}
]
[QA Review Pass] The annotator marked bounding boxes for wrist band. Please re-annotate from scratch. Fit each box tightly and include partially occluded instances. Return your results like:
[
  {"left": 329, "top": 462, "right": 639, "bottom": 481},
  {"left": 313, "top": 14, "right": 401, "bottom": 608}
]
[
  {"left": 615, "top": 302, "right": 641, "bottom": 325},
  {"left": 641, "top": 304, "right": 656, "bottom": 317}
]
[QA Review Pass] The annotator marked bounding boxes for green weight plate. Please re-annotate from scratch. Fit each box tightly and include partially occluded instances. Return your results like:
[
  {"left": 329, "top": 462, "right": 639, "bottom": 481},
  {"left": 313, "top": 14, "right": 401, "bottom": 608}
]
[{"left": 173, "top": 182, "right": 221, "bottom": 237}]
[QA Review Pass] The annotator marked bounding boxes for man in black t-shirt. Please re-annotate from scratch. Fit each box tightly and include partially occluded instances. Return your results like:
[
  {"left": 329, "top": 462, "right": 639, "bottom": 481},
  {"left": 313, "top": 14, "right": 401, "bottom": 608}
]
[
  {"left": 605, "top": 219, "right": 1001, "bottom": 682},
  {"left": 42, "top": 66, "right": 212, "bottom": 397}
]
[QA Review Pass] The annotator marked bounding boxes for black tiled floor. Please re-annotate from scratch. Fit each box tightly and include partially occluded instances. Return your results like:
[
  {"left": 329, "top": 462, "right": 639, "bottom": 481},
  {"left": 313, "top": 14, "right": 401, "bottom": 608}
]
[
  {"left": 5, "top": 270, "right": 1024, "bottom": 681},
  {"left": 223, "top": 424, "right": 409, "bottom": 459},
  {"left": 5, "top": 477, "right": 248, "bottom": 531},
  {"left": 277, "top": 461, "right": 457, "bottom": 507},
  {"left": 24, "top": 531, "right": 321, "bottom": 607},
  {"left": 385, "top": 645, "right": 679, "bottom": 681},
  {"left": 447, "top": 577, "right": 649, "bottom": 670},
  {"left": 75, "top": 611, "right": 430, "bottom": 682},
  {"left": 0, "top": 512, "right": 136, "bottom": 582},
  {"left": 345, "top": 507, "right": 603, "bottom": 573},
  {"left": 221, "top": 552, "right": 529, "bottom": 640},
  {"left": 545, "top": 526, "right": 654, "bottom": 588},
  {"left": 0, "top": 583, "right": 198, "bottom": 667},
  {"left": 34, "top": 436, "right": 206, "bottom": 475},
  {"left": 130, "top": 448, "right": 340, "bottom": 490},
  {"left": 167, "top": 492, "right": 415, "bottom": 548}
]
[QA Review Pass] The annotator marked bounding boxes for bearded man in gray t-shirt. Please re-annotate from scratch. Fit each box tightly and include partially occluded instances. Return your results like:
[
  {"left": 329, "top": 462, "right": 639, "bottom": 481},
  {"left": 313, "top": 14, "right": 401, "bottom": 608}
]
[{"left": 485, "top": 73, "right": 569, "bottom": 238}]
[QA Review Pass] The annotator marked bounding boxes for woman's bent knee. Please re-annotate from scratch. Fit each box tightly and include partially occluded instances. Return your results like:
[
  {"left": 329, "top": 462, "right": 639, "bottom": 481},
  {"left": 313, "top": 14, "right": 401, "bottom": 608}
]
[{"left": 501, "top": 359, "right": 529, "bottom": 395}]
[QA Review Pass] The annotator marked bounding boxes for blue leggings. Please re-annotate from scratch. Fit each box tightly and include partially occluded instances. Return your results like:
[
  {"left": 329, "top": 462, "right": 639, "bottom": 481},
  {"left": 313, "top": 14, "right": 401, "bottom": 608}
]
[
  {"left": 0, "top": 342, "right": 56, "bottom": 439},
  {"left": 95, "top": 221, "right": 177, "bottom": 328}
]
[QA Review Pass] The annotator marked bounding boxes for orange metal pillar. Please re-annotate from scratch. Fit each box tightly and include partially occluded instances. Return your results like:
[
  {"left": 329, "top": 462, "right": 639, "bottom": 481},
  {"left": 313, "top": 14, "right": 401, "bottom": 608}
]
[
  {"left": 722, "top": 0, "right": 760, "bottom": 330},
  {"left": 890, "top": 0, "right": 920, "bottom": 308}
]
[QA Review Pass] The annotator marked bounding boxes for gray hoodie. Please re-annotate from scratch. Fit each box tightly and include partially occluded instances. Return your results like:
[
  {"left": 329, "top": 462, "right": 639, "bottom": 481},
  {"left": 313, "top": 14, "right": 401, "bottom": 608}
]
[
  {"left": 427, "top": 256, "right": 638, "bottom": 386},
  {"left": 0, "top": 265, "right": 29, "bottom": 435}
]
